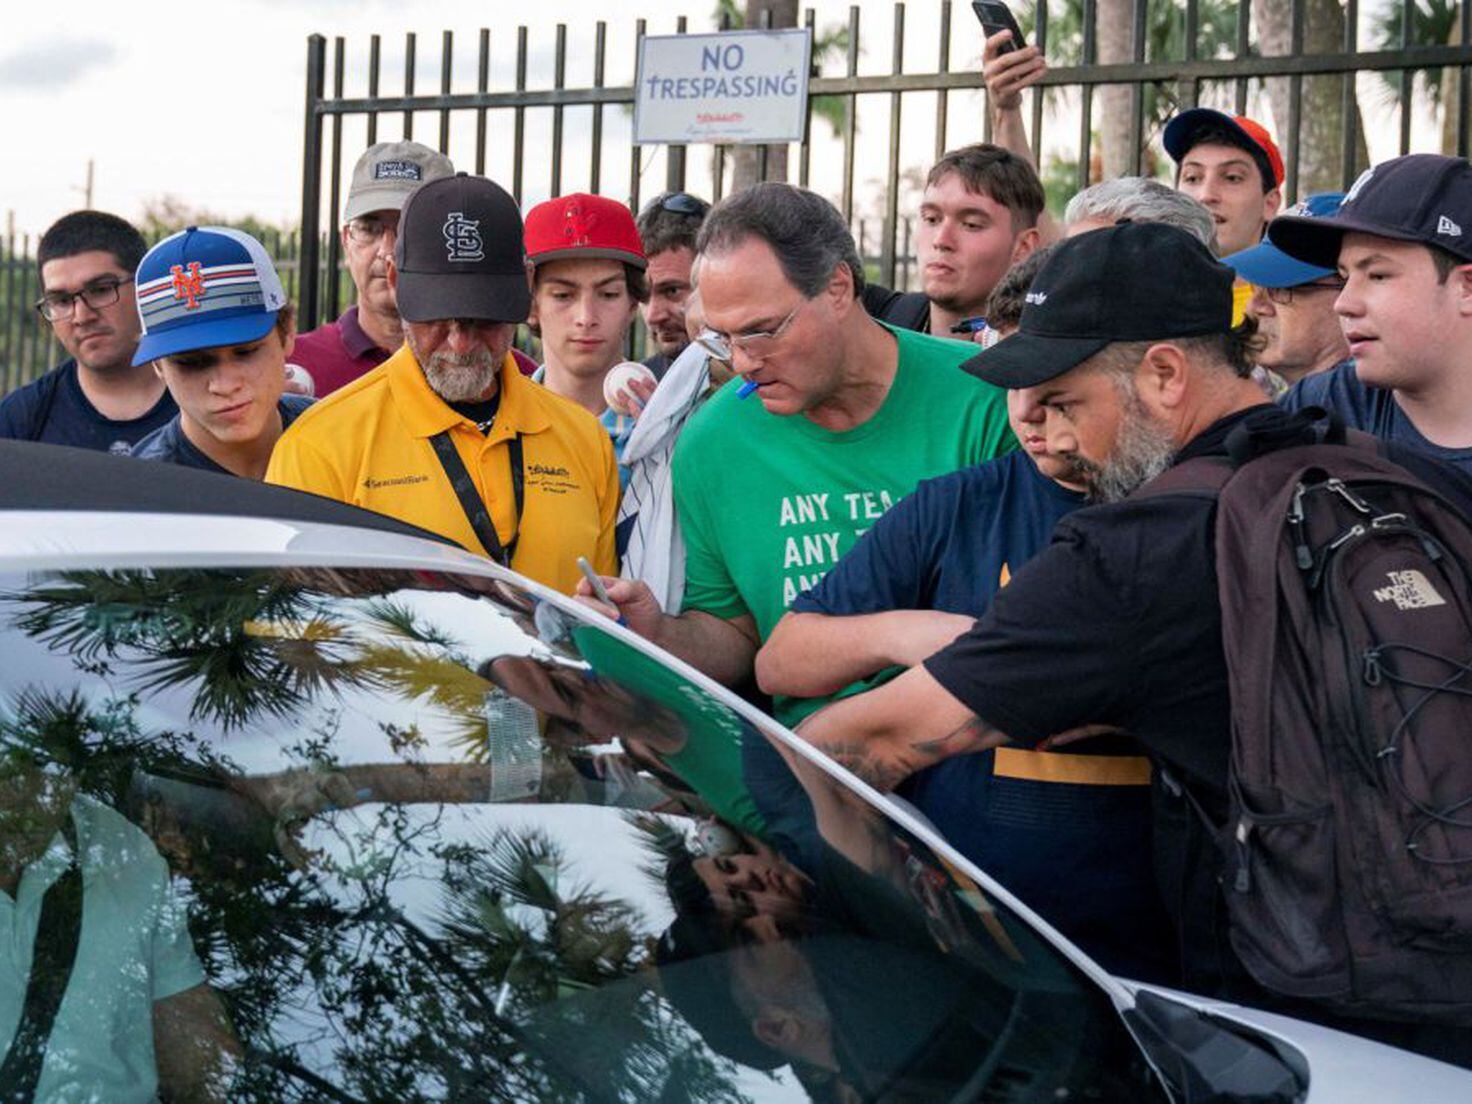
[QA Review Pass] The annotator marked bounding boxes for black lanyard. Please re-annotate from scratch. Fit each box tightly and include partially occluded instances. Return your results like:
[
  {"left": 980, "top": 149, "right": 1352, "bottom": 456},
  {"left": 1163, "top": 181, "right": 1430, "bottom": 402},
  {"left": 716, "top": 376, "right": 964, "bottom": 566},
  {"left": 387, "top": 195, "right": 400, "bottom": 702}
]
[
  {"left": 0, "top": 815, "right": 82, "bottom": 1102},
  {"left": 428, "top": 430, "right": 525, "bottom": 567}
]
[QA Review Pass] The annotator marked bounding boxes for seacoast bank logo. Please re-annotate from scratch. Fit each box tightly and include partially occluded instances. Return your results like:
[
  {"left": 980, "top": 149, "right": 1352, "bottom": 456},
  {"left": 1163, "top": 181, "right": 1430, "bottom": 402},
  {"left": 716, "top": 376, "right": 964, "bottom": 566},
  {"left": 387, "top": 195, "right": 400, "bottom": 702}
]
[
  {"left": 363, "top": 473, "right": 430, "bottom": 490},
  {"left": 528, "top": 462, "right": 571, "bottom": 479}
]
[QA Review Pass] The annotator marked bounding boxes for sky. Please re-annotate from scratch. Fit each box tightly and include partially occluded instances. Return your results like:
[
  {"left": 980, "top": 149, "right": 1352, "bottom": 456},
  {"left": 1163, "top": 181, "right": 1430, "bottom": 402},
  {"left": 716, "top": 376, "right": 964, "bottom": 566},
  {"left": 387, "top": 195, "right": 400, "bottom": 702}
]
[{"left": 0, "top": 0, "right": 1443, "bottom": 244}]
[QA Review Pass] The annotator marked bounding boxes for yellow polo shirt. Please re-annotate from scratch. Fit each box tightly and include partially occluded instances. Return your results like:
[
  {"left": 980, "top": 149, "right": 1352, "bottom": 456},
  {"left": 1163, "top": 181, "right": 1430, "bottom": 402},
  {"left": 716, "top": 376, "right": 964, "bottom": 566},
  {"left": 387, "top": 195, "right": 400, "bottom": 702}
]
[
  {"left": 1232, "top": 279, "right": 1253, "bottom": 326},
  {"left": 266, "top": 344, "right": 618, "bottom": 594}
]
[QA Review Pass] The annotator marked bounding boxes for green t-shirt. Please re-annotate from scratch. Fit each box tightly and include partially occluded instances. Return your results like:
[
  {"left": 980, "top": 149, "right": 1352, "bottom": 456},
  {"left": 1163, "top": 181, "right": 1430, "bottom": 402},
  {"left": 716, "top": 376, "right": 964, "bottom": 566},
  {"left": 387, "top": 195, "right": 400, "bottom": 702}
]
[{"left": 672, "top": 324, "right": 1016, "bottom": 727}]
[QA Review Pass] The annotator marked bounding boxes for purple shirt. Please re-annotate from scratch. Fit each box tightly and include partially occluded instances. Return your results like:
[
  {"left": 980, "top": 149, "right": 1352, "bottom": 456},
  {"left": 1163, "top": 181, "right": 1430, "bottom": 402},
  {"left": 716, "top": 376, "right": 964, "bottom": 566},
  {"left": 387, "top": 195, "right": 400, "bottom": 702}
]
[{"left": 290, "top": 306, "right": 391, "bottom": 397}]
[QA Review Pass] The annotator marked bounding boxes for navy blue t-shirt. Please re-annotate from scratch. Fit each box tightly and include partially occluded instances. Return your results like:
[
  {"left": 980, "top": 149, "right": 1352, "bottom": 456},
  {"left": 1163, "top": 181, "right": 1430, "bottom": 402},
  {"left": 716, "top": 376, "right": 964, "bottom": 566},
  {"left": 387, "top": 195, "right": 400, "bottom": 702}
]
[
  {"left": 791, "top": 449, "right": 1173, "bottom": 981},
  {"left": 131, "top": 395, "right": 313, "bottom": 475},
  {"left": 1281, "top": 358, "right": 1472, "bottom": 474},
  {"left": 0, "top": 360, "right": 177, "bottom": 455}
]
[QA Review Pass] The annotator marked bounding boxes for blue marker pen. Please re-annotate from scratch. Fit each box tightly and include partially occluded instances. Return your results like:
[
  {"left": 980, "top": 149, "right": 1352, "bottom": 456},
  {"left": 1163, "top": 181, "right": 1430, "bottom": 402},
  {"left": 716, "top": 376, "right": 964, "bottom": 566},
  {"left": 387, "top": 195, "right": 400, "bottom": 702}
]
[{"left": 737, "top": 379, "right": 760, "bottom": 399}]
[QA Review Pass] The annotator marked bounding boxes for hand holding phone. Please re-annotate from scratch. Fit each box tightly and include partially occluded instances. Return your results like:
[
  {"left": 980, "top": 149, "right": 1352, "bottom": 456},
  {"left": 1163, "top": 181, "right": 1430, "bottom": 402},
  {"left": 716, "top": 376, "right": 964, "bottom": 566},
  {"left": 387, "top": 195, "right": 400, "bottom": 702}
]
[{"left": 972, "top": 1, "right": 1027, "bottom": 54}]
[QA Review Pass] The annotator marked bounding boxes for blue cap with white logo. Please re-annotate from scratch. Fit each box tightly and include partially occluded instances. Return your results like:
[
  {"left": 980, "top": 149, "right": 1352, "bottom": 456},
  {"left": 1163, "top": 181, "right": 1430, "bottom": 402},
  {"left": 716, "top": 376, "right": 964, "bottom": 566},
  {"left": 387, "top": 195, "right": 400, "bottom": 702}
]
[
  {"left": 131, "top": 226, "right": 288, "bottom": 366},
  {"left": 1225, "top": 193, "right": 1344, "bottom": 289}
]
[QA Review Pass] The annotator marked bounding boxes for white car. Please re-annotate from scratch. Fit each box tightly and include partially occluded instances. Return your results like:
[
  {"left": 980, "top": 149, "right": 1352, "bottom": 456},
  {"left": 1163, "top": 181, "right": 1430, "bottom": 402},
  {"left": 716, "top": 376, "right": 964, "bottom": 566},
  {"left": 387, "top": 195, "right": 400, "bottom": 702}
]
[{"left": 0, "top": 440, "right": 1467, "bottom": 1103}]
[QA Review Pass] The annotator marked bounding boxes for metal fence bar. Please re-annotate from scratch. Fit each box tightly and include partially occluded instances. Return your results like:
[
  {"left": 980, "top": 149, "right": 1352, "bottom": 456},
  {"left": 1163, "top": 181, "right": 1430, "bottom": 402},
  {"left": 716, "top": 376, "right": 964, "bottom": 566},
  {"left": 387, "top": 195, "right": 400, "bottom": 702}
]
[
  {"left": 1400, "top": 0, "right": 1414, "bottom": 157},
  {"left": 1030, "top": 0, "right": 1047, "bottom": 159},
  {"left": 1078, "top": 0, "right": 1096, "bottom": 193},
  {"left": 668, "top": 16, "right": 689, "bottom": 191},
  {"left": 934, "top": 0, "right": 950, "bottom": 162},
  {"left": 514, "top": 26, "right": 528, "bottom": 204},
  {"left": 629, "top": 19, "right": 646, "bottom": 216},
  {"left": 591, "top": 22, "right": 607, "bottom": 194},
  {"left": 801, "top": 7, "right": 817, "bottom": 188},
  {"left": 1287, "top": 0, "right": 1305, "bottom": 201},
  {"left": 552, "top": 24, "right": 567, "bottom": 196},
  {"left": 367, "top": 35, "right": 381, "bottom": 146},
  {"left": 1462, "top": 0, "right": 1472, "bottom": 159},
  {"left": 440, "top": 30, "right": 454, "bottom": 154},
  {"left": 1342, "top": 0, "right": 1359, "bottom": 186},
  {"left": 1178, "top": 0, "right": 1200, "bottom": 112},
  {"left": 1235, "top": 0, "right": 1250, "bottom": 117},
  {"left": 325, "top": 37, "right": 346, "bottom": 321},
  {"left": 476, "top": 29, "right": 490, "bottom": 176},
  {"left": 299, "top": 34, "right": 326, "bottom": 331},
  {"left": 403, "top": 32, "right": 417, "bottom": 139},
  {"left": 1128, "top": 0, "right": 1147, "bottom": 176},
  {"left": 841, "top": 5, "right": 860, "bottom": 223},
  {"left": 1, "top": 236, "right": 17, "bottom": 389},
  {"left": 881, "top": 3, "right": 906, "bottom": 288}
]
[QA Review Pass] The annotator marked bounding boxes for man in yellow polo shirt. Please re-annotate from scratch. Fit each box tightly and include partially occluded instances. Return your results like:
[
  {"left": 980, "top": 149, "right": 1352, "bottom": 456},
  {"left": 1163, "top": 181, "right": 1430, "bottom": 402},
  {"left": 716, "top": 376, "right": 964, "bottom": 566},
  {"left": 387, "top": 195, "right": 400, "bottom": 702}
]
[{"left": 267, "top": 173, "right": 618, "bottom": 594}]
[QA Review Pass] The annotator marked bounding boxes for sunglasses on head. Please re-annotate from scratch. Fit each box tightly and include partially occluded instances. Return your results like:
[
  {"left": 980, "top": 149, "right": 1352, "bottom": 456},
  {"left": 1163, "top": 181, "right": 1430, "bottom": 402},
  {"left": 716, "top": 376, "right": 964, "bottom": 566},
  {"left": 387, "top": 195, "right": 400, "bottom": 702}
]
[{"left": 650, "top": 192, "right": 709, "bottom": 218}]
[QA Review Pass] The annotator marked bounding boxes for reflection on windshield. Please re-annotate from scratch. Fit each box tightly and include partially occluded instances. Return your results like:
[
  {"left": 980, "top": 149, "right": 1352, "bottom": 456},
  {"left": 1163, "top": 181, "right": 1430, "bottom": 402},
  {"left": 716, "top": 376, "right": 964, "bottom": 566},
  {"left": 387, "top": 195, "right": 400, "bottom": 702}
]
[{"left": 0, "top": 566, "right": 1161, "bottom": 1102}]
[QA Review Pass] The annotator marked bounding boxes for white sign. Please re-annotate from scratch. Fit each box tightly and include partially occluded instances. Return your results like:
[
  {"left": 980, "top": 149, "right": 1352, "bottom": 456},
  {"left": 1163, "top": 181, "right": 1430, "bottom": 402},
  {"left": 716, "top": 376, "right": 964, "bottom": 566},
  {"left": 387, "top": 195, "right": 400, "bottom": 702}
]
[{"left": 634, "top": 29, "right": 813, "bottom": 146}]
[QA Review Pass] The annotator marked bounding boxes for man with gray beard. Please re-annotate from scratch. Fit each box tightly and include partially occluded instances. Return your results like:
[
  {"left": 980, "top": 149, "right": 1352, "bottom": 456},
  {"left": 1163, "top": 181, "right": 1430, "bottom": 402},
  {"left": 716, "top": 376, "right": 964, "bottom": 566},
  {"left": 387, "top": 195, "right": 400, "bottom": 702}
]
[
  {"left": 792, "top": 222, "right": 1472, "bottom": 1050},
  {"left": 268, "top": 173, "right": 619, "bottom": 595}
]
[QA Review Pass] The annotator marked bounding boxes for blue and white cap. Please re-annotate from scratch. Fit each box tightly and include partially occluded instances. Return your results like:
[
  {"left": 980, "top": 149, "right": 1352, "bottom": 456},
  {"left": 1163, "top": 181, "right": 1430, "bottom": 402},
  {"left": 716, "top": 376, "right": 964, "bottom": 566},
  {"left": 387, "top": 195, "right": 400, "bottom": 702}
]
[
  {"left": 1227, "top": 193, "right": 1345, "bottom": 289},
  {"left": 132, "top": 226, "right": 287, "bottom": 366}
]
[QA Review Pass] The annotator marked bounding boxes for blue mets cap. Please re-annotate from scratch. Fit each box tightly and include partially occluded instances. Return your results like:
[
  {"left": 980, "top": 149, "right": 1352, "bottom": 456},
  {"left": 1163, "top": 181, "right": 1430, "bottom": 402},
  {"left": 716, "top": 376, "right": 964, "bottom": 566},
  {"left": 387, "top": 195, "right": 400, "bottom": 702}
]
[
  {"left": 132, "top": 226, "right": 287, "bottom": 366},
  {"left": 1225, "top": 193, "right": 1345, "bottom": 288}
]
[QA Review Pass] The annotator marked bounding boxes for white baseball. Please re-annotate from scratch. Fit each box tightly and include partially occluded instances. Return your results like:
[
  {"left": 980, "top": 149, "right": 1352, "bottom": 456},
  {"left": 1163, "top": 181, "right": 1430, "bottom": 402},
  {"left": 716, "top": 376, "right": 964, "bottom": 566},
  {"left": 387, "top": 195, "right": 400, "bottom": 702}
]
[
  {"left": 603, "top": 361, "right": 657, "bottom": 415},
  {"left": 284, "top": 362, "right": 316, "bottom": 397}
]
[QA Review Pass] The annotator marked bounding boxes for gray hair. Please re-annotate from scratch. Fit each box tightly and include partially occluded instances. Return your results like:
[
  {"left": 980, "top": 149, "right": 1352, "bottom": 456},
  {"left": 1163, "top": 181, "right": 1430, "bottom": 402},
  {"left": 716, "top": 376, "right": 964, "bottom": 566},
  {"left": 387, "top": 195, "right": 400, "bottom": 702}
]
[
  {"left": 696, "top": 183, "right": 865, "bottom": 298},
  {"left": 1064, "top": 177, "right": 1217, "bottom": 251}
]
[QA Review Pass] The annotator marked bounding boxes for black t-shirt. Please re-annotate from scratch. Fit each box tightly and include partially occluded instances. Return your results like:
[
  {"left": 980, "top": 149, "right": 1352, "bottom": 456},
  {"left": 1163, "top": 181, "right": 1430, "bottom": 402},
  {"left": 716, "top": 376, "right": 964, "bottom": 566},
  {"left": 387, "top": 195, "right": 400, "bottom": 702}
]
[
  {"left": 450, "top": 393, "right": 502, "bottom": 434},
  {"left": 0, "top": 360, "right": 176, "bottom": 455},
  {"left": 861, "top": 285, "right": 931, "bottom": 333},
  {"left": 924, "top": 403, "right": 1472, "bottom": 995}
]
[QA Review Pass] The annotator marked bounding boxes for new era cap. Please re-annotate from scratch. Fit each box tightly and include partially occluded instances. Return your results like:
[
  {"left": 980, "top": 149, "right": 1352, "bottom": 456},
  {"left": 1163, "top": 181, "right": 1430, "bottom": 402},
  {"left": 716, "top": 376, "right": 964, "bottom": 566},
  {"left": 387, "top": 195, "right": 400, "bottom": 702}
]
[
  {"left": 343, "top": 140, "right": 454, "bottom": 223},
  {"left": 393, "top": 172, "right": 531, "bottom": 324},
  {"left": 525, "top": 193, "right": 647, "bottom": 269},
  {"left": 1164, "top": 108, "right": 1285, "bottom": 190},
  {"left": 1267, "top": 154, "right": 1472, "bottom": 268},
  {"left": 962, "top": 221, "right": 1235, "bottom": 389},
  {"left": 1226, "top": 193, "right": 1344, "bottom": 287},
  {"left": 132, "top": 226, "right": 287, "bottom": 366}
]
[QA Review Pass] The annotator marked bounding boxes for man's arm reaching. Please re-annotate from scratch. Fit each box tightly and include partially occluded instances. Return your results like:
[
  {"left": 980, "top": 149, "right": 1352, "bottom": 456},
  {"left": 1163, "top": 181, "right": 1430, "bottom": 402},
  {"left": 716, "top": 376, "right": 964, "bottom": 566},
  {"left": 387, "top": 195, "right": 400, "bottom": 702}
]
[
  {"left": 755, "top": 608, "right": 974, "bottom": 698},
  {"left": 980, "top": 29, "right": 1060, "bottom": 244},
  {"left": 795, "top": 663, "right": 1011, "bottom": 791}
]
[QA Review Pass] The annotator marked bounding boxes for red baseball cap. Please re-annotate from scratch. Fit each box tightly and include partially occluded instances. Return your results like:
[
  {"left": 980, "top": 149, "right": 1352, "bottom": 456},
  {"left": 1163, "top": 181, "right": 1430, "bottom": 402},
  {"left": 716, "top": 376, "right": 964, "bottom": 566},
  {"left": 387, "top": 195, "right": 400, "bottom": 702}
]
[
  {"left": 1164, "top": 108, "right": 1285, "bottom": 190},
  {"left": 524, "top": 193, "right": 647, "bottom": 269}
]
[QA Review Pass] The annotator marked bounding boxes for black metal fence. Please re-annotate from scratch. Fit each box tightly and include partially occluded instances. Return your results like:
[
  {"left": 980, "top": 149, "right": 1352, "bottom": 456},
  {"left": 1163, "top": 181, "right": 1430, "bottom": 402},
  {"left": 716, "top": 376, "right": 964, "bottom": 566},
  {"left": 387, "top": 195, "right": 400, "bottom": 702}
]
[{"left": 6, "top": 0, "right": 1472, "bottom": 390}]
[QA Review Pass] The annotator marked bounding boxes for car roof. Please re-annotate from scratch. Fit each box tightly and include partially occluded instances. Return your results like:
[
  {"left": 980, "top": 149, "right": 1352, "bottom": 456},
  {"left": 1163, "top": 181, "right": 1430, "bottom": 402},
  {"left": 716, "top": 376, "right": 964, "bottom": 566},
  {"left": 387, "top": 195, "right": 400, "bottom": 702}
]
[{"left": 0, "top": 439, "right": 451, "bottom": 546}]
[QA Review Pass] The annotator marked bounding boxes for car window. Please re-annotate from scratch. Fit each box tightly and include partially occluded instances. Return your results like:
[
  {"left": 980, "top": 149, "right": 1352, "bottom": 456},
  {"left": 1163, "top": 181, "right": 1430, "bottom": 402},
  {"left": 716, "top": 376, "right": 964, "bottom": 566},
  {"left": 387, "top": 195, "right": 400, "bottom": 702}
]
[{"left": 0, "top": 565, "right": 1165, "bottom": 1102}]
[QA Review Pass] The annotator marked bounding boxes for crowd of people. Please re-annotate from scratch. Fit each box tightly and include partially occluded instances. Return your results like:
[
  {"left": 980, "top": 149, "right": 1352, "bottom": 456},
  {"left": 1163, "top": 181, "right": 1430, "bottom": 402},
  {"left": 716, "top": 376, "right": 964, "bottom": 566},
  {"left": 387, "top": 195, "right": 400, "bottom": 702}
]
[{"left": 6, "top": 26, "right": 1472, "bottom": 1068}]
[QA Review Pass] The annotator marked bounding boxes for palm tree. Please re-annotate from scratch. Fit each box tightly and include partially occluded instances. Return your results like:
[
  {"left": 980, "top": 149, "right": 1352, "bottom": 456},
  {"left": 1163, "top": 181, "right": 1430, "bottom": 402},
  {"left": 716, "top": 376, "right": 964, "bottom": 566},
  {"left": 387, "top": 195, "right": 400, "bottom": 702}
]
[{"left": 1372, "top": 0, "right": 1464, "bottom": 156}]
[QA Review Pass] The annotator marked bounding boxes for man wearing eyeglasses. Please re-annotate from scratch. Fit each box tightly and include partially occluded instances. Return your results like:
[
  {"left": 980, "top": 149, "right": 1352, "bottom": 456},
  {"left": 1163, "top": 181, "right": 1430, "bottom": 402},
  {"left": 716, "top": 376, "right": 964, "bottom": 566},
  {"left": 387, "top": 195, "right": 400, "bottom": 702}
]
[
  {"left": 576, "top": 184, "right": 1014, "bottom": 714},
  {"left": 635, "top": 192, "right": 709, "bottom": 377},
  {"left": 290, "top": 141, "right": 455, "bottom": 397},
  {"left": 1224, "top": 193, "right": 1350, "bottom": 391},
  {"left": 0, "top": 211, "right": 176, "bottom": 454}
]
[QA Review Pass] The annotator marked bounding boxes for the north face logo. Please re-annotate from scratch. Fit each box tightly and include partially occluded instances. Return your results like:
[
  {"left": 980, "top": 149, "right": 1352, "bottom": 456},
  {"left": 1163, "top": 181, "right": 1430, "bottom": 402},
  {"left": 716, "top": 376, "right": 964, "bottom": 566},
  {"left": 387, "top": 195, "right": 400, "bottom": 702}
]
[
  {"left": 1438, "top": 215, "right": 1463, "bottom": 237},
  {"left": 1373, "top": 569, "right": 1447, "bottom": 610},
  {"left": 443, "top": 212, "right": 484, "bottom": 262}
]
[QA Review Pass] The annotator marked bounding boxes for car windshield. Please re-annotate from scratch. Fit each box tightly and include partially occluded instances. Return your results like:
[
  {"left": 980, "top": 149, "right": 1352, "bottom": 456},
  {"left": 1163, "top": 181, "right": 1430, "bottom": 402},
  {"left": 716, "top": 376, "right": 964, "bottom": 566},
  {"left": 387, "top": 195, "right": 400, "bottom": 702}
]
[{"left": 0, "top": 563, "right": 1163, "bottom": 1102}]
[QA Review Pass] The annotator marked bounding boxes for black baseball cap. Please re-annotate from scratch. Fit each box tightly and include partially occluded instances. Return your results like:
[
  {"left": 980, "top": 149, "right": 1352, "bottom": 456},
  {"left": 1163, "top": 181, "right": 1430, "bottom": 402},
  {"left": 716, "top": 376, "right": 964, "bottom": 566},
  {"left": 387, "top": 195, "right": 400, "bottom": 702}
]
[
  {"left": 393, "top": 172, "right": 531, "bottom": 324},
  {"left": 962, "top": 220, "right": 1235, "bottom": 389},
  {"left": 1267, "top": 153, "right": 1472, "bottom": 268}
]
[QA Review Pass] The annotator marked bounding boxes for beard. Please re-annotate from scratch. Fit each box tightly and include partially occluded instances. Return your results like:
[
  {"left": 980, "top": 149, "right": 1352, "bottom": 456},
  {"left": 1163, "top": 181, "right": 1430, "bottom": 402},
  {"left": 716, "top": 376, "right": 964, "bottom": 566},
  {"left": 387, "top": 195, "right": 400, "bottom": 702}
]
[
  {"left": 1070, "top": 385, "right": 1178, "bottom": 504},
  {"left": 407, "top": 332, "right": 501, "bottom": 403}
]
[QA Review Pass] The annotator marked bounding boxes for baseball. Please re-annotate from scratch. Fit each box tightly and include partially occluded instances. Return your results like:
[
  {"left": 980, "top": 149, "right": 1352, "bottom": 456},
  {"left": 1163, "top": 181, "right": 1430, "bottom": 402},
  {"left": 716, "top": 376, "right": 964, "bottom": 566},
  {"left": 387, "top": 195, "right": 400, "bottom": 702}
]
[{"left": 603, "top": 361, "right": 657, "bottom": 415}]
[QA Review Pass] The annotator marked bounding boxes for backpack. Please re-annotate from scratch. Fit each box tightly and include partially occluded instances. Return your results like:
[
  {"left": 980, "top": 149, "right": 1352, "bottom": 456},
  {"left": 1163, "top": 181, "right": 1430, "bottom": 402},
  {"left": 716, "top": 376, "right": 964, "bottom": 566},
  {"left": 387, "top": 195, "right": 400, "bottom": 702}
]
[{"left": 1143, "top": 408, "right": 1472, "bottom": 1025}]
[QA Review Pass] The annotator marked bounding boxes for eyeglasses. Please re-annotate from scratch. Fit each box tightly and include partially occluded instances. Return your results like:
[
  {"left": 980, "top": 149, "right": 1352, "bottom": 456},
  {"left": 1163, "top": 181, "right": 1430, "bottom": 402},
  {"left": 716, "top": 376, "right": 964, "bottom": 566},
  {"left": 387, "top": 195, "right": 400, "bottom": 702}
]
[
  {"left": 35, "top": 276, "right": 134, "bottom": 322},
  {"left": 695, "top": 298, "right": 806, "bottom": 362},
  {"left": 345, "top": 215, "right": 399, "bottom": 246},
  {"left": 1263, "top": 278, "right": 1346, "bottom": 306}
]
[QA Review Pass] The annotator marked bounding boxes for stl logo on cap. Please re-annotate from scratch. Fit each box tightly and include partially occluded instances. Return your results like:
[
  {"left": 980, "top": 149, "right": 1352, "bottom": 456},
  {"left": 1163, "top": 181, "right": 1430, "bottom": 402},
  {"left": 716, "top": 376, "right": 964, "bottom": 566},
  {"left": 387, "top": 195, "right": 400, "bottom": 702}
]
[
  {"left": 171, "top": 262, "right": 206, "bottom": 310},
  {"left": 443, "top": 212, "right": 485, "bottom": 263}
]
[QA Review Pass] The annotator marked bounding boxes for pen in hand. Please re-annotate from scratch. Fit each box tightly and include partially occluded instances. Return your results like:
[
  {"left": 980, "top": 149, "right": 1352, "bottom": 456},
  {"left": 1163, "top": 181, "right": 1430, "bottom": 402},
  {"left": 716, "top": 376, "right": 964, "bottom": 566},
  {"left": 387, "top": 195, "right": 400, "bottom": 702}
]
[{"left": 577, "top": 556, "right": 628, "bottom": 626}]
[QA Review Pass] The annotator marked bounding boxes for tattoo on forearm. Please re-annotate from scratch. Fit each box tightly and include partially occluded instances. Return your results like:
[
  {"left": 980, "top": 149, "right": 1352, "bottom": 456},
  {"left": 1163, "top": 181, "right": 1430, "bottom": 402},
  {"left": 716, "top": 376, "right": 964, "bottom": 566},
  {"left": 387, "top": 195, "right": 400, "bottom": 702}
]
[
  {"left": 822, "top": 738, "right": 912, "bottom": 792},
  {"left": 912, "top": 715, "right": 1003, "bottom": 759}
]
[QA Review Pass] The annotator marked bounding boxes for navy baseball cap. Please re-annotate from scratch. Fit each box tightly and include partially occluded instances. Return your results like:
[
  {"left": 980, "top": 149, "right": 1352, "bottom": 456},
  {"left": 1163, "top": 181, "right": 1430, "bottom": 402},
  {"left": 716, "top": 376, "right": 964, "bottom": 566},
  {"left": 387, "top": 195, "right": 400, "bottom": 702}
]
[
  {"left": 962, "top": 221, "right": 1234, "bottom": 389},
  {"left": 1226, "top": 193, "right": 1344, "bottom": 288},
  {"left": 1268, "top": 154, "right": 1472, "bottom": 268},
  {"left": 132, "top": 227, "right": 287, "bottom": 366},
  {"left": 1164, "top": 108, "right": 1285, "bottom": 191}
]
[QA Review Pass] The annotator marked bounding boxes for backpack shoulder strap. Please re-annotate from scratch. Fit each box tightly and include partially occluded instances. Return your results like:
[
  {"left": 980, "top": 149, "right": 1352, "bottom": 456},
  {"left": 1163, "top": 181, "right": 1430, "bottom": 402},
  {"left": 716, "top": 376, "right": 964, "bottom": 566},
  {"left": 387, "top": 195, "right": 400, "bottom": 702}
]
[{"left": 1133, "top": 455, "right": 1234, "bottom": 499}]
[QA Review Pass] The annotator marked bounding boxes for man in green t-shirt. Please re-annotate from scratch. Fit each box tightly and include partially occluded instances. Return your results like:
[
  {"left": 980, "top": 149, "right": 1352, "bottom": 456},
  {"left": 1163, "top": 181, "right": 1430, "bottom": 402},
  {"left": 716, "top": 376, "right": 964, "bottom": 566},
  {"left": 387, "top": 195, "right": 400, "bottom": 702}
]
[{"left": 578, "top": 183, "right": 1015, "bottom": 724}]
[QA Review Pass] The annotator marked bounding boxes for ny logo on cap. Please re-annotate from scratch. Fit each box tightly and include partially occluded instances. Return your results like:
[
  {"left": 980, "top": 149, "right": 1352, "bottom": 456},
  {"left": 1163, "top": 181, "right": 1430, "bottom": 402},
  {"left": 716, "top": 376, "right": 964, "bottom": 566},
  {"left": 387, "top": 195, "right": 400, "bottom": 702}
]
[
  {"left": 443, "top": 212, "right": 485, "bottom": 263},
  {"left": 1344, "top": 167, "right": 1375, "bottom": 206},
  {"left": 170, "top": 262, "right": 206, "bottom": 310}
]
